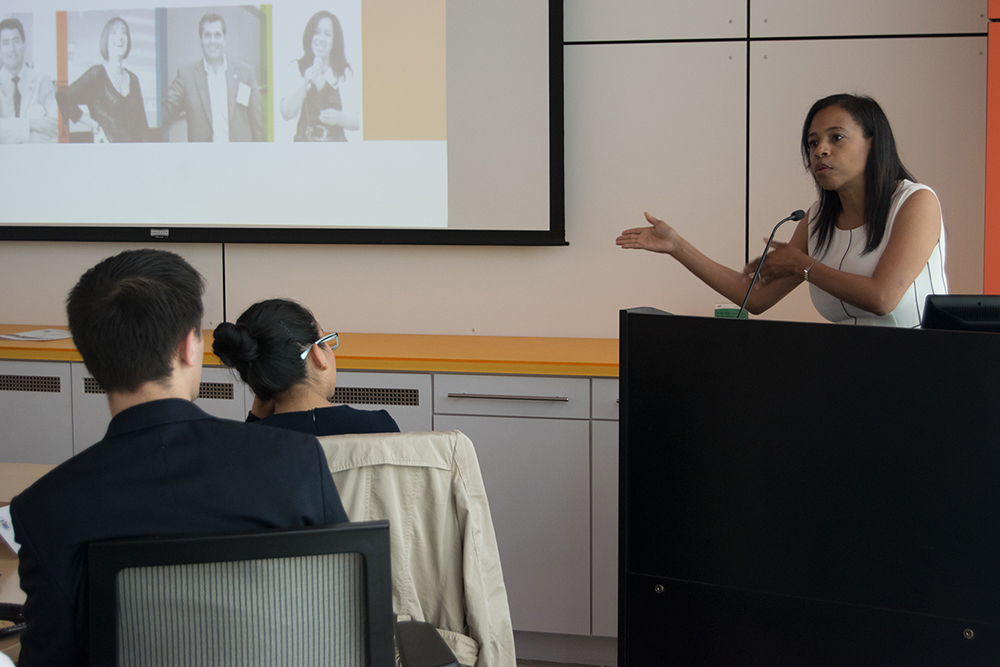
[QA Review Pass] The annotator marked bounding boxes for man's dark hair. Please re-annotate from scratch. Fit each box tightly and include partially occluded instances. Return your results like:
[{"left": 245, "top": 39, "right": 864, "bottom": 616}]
[
  {"left": 0, "top": 18, "right": 25, "bottom": 42},
  {"left": 199, "top": 12, "right": 227, "bottom": 37},
  {"left": 67, "top": 249, "right": 205, "bottom": 393}
]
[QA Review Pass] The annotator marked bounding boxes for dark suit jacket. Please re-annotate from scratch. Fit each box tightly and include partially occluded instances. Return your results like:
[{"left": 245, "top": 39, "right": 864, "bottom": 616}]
[
  {"left": 163, "top": 59, "right": 264, "bottom": 141},
  {"left": 9, "top": 398, "right": 348, "bottom": 667}
]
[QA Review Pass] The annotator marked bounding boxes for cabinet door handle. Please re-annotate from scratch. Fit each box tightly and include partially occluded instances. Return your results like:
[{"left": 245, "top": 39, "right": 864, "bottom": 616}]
[{"left": 446, "top": 392, "right": 570, "bottom": 402}]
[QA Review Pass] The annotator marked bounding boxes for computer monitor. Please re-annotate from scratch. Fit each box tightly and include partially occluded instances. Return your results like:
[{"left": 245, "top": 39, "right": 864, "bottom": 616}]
[{"left": 920, "top": 295, "right": 1000, "bottom": 332}]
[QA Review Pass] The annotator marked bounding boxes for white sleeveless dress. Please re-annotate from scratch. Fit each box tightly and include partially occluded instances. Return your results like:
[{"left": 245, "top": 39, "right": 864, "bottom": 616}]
[{"left": 807, "top": 180, "right": 948, "bottom": 327}]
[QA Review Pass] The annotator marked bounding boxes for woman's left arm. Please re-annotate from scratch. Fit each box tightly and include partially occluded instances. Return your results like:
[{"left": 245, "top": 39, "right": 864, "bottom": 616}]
[{"left": 758, "top": 189, "right": 942, "bottom": 316}]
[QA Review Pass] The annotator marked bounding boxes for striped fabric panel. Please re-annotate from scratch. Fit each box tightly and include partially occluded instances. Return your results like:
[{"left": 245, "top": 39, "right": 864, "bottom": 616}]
[{"left": 115, "top": 553, "right": 366, "bottom": 667}]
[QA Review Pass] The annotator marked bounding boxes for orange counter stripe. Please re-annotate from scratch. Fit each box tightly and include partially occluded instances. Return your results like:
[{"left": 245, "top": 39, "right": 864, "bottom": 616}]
[{"left": 0, "top": 326, "right": 619, "bottom": 377}]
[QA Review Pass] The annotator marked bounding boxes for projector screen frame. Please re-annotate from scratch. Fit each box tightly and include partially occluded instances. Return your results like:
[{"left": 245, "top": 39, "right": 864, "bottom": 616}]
[{"left": 0, "top": 1, "right": 565, "bottom": 247}]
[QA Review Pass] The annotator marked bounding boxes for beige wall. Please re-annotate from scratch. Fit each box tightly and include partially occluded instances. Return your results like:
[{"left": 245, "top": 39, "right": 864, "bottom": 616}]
[{"left": 0, "top": 0, "right": 988, "bottom": 338}]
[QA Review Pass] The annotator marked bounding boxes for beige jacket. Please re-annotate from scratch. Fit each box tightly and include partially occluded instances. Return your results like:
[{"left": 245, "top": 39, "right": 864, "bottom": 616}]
[{"left": 319, "top": 430, "right": 516, "bottom": 667}]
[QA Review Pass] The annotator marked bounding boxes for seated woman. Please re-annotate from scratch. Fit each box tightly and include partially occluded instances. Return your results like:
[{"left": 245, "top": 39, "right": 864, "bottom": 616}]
[{"left": 213, "top": 298, "right": 398, "bottom": 435}]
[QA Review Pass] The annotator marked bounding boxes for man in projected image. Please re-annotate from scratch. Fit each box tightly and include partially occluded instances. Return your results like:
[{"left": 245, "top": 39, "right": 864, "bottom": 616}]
[
  {"left": 0, "top": 17, "right": 57, "bottom": 143},
  {"left": 162, "top": 12, "right": 263, "bottom": 141}
]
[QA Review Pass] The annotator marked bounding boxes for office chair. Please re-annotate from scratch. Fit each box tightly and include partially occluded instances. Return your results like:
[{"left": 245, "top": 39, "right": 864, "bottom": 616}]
[{"left": 88, "top": 520, "right": 457, "bottom": 667}]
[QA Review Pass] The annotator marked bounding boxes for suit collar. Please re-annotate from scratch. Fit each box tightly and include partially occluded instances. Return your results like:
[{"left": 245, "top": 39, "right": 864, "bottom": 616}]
[
  {"left": 0, "top": 65, "right": 31, "bottom": 89},
  {"left": 201, "top": 55, "right": 228, "bottom": 76},
  {"left": 106, "top": 398, "right": 212, "bottom": 438}
]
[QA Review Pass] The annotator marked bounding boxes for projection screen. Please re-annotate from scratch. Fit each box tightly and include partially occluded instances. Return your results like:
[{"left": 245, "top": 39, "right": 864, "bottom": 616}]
[{"left": 0, "top": 1, "right": 564, "bottom": 245}]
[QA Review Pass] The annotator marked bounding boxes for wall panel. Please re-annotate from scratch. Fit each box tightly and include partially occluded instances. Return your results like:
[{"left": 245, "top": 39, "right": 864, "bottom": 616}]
[
  {"left": 565, "top": 0, "right": 745, "bottom": 42},
  {"left": 0, "top": 242, "right": 226, "bottom": 328},
  {"left": 750, "top": 0, "right": 986, "bottom": 38}
]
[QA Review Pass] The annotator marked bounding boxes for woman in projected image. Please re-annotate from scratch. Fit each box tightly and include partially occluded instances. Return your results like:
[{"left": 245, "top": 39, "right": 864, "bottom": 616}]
[
  {"left": 56, "top": 16, "right": 148, "bottom": 143},
  {"left": 616, "top": 93, "right": 948, "bottom": 327},
  {"left": 280, "top": 10, "right": 359, "bottom": 141},
  {"left": 213, "top": 299, "right": 398, "bottom": 435}
]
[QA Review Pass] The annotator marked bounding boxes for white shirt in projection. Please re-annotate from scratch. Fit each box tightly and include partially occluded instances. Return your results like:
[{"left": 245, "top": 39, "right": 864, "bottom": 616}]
[{"left": 204, "top": 57, "right": 229, "bottom": 143}]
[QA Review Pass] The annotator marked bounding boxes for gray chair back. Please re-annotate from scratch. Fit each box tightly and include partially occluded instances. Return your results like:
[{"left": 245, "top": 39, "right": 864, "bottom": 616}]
[{"left": 88, "top": 521, "right": 393, "bottom": 667}]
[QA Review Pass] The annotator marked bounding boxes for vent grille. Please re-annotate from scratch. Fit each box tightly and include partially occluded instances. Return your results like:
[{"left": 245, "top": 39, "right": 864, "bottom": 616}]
[
  {"left": 332, "top": 387, "right": 419, "bottom": 407},
  {"left": 84, "top": 378, "right": 234, "bottom": 401},
  {"left": 198, "top": 382, "right": 233, "bottom": 401},
  {"left": 198, "top": 382, "right": 234, "bottom": 401},
  {"left": 949, "top": 306, "right": 1000, "bottom": 322},
  {"left": 0, "top": 374, "right": 61, "bottom": 393}
]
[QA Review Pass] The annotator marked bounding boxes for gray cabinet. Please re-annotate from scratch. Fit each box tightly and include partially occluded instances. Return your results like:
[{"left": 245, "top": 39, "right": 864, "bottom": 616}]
[
  {"left": 433, "top": 374, "right": 593, "bottom": 636},
  {"left": 0, "top": 361, "right": 621, "bottom": 644},
  {"left": 0, "top": 360, "right": 73, "bottom": 464},
  {"left": 334, "top": 371, "right": 432, "bottom": 433},
  {"left": 434, "top": 412, "right": 592, "bottom": 636},
  {"left": 591, "top": 377, "right": 620, "bottom": 637}
]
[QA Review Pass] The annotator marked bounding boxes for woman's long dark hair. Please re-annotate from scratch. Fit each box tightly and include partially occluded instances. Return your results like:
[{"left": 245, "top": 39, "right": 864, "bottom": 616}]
[
  {"left": 297, "top": 11, "right": 351, "bottom": 81},
  {"left": 212, "top": 299, "right": 321, "bottom": 401},
  {"left": 802, "top": 94, "right": 914, "bottom": 256}
]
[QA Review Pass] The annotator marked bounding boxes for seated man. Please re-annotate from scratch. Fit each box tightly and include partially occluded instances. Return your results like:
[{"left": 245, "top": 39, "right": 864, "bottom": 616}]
[{"left": 10, "top": 249, "right": 348, "bottom": 667}]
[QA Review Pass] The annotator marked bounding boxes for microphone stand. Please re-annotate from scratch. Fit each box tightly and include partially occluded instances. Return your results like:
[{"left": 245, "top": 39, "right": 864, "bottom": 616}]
[{"left": 735, "top": 210, "right": 805, "bottom": 320}]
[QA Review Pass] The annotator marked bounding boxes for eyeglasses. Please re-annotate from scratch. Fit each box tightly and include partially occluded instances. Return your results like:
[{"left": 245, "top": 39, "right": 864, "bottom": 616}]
[{"left": 300, "top": 332, "right": 339, "bottom": 360}]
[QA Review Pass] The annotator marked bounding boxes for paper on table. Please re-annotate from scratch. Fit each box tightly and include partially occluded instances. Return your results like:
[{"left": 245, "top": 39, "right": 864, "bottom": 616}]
[
  {"left": 0, "top": 329, "right": 72, "bottom": 341},
  {"left": 0, "top": 506, "right": 18, "bottom": 555}
]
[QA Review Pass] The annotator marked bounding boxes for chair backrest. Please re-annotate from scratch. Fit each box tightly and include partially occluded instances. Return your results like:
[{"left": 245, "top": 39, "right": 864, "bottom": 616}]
[
  {"left": 88, "top": 521, "right": 394, "bottom": 667},
  {"left": 319, "top": 430, "right": 516, "bottom": 667}
]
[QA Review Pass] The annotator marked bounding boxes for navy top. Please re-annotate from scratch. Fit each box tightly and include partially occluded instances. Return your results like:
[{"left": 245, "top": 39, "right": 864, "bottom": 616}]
[
  {"left": 247, "top": 404, "right": 400, "bottom": 436},
  {"left": 295, "top": 77, "right": 346, "bottom": 142}
]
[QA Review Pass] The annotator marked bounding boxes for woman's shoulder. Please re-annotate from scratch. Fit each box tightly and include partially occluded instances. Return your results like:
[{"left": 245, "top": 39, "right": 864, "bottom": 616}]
[
  {"left": 253, "top": 410, "right": 315, "bottom": 434},
  {"left": 892, "top": 179, "right": 940, "bottom": 213},
  {"left": 79, "top": 64, "right": 107, "bottom": 83},
  {"left": 317, "top": 404, "right": 400, "bottom": 435},
  {"left": 894, "top": 178, "right": 936, "bottom": 199}
]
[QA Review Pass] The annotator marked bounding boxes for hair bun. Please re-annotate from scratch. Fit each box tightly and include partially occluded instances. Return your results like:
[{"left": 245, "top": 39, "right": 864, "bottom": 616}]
[{"left": 212, "top": 321, "right": 259, "bottom": 367}]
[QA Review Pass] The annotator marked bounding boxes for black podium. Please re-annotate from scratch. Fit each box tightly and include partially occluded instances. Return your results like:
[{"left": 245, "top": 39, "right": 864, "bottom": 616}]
[{"left": 618, "top": 308, "right": 1000, "bottom": 665}]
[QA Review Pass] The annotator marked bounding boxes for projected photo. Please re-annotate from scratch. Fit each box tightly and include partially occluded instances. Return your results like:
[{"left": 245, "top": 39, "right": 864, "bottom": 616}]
[
  {"left": 59, "top": 10, "right": 157, "bottom": 142},
  {"left": 276, "top": 8, "right": 361, "bottom": 142},
  {"left": 0, "top": 14, "right": 58, "bottom": 144},
  {"left": 160, "top": 6, "right": 266, "bottom": 142},
  {"left": 0, "top": 1, "right": 556, "bottom": 240}
]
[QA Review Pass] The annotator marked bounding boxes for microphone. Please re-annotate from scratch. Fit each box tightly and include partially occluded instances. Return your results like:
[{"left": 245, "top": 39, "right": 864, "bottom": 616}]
[
  {"left": 735, "top": 209, "right": 806, "bottom": 320},
  {"left": 306, "top": 57, "right": 322, "bottom": 90}
]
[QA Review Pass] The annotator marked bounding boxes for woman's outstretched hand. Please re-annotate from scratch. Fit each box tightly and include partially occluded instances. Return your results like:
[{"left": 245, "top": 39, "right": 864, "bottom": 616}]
[{"left": 616, "top": 212, "right": 679, "bottom": 254}]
